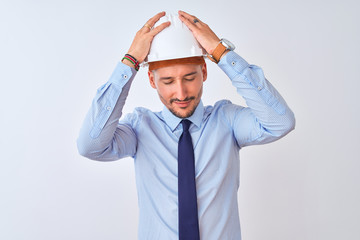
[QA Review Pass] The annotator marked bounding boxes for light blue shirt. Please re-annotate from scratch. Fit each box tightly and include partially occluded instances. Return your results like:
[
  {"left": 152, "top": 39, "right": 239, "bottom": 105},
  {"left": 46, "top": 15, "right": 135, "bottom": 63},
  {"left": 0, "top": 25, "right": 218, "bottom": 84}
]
[{"left": 77, "top": 51, "right": 295, "bottom": 240}]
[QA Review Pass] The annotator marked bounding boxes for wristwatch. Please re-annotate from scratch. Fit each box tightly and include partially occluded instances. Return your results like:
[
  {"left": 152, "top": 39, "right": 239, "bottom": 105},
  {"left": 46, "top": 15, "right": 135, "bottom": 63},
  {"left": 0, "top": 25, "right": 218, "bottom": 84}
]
[{"left": 207, "top": 38, "right": 235, "bottom": 63}]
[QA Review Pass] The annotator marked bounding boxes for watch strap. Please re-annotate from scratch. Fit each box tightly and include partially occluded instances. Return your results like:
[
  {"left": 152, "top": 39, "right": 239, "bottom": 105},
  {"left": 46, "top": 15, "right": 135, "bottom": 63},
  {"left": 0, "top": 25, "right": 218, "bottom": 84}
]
[{"left": 208, "top": 42, "right": 227, "bottom": 63}]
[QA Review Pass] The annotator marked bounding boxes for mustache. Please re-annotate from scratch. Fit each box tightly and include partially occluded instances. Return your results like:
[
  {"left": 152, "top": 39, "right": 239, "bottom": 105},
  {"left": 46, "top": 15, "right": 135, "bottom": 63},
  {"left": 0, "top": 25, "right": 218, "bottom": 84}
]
[{"left": 170, "top": 96, "right": 195, "bottom": 104}]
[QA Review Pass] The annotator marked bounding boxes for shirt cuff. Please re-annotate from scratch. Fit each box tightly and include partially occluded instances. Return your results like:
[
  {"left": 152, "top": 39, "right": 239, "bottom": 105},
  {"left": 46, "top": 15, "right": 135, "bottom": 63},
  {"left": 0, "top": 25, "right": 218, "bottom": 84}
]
[
  {"left": 108, "top": 62, "right": 137, "bottom": 87},
  {"left": 217, "top": 51, "right": 250, "bottom": 79}
]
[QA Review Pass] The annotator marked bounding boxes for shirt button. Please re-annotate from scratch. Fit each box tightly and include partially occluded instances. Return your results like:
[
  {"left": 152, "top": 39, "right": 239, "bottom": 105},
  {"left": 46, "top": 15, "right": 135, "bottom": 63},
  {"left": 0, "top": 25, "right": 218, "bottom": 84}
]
[
  {"left": 231, "top": 61, "right": 236, "bottom": 66},
  {"left": 123, "top": 75, "right": 128, "bottom": 79},
  {"left": 257, "top": 86, "right": 262, "bottom": 90},
  {"left": 106, "top": 106, "right": 111, "bottom": 111}
]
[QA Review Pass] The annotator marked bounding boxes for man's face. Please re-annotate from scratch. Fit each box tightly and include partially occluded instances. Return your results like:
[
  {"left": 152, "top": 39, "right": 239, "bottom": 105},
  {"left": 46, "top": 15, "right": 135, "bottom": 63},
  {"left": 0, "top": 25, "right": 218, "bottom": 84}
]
[{"left": 148, "top": 63, "right": 207, "bottom": 118}]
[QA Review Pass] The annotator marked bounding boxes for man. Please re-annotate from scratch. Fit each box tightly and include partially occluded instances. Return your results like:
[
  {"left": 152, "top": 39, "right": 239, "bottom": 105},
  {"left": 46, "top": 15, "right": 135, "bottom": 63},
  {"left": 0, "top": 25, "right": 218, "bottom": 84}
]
[{"left": 77, "top": 11, "right": 295, "bottom": 240}]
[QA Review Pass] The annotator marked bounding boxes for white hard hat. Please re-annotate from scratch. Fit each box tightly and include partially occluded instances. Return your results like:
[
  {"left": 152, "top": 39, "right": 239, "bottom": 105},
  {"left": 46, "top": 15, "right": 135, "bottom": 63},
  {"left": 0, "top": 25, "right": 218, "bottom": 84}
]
[{"left": 145, "top": 13, "right": 206, "bottom": 64}]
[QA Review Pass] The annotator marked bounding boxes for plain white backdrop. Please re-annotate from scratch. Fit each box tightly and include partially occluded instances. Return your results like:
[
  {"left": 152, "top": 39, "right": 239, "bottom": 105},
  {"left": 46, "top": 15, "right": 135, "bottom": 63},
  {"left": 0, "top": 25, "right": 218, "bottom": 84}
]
[{"left": 1, "top": 0, "right": 359, "bottom": 239}]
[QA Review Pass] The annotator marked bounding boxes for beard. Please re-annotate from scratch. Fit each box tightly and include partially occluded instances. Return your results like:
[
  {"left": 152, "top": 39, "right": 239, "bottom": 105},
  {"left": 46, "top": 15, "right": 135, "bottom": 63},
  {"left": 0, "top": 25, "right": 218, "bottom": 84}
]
[
  {"left": 169, "top": 102, "right": 198, "bottom": 118},
  {"left": 158, "top": 86, "right": 203, "bottom": 119}
]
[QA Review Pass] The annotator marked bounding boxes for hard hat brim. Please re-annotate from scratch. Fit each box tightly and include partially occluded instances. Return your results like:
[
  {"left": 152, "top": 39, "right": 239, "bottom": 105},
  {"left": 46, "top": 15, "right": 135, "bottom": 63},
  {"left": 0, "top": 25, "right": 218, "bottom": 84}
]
[{"left": 148, "top": 56, "right": 205, "bottom": 71}]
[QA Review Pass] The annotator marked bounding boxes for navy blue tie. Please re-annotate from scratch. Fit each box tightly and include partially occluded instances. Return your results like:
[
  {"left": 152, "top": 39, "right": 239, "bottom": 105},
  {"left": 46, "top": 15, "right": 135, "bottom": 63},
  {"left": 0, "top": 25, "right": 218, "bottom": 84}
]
[{"left": 178, "top": 119, "right": 200, "bottom": 240}]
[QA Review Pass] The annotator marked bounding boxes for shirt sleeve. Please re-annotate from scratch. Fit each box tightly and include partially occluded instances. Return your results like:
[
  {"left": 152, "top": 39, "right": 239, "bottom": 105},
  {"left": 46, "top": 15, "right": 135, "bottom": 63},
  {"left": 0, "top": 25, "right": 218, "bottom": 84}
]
[
  {"left": 76, "top": 62, "right": 138, "bottom": 161},
  {"left": 217, "top": 51, "right": 296, "bottom": 148}
]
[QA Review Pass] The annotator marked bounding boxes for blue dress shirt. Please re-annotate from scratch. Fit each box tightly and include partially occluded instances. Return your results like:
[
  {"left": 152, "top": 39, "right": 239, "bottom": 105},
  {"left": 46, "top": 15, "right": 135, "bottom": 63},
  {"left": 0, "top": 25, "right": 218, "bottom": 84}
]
[{"left": 77, "top": 51, "right": 295, "bottom": 240}]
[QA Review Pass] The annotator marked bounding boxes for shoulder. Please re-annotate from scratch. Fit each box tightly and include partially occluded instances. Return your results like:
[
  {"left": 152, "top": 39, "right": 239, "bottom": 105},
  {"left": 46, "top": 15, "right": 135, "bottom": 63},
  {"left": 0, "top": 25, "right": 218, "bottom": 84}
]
[
  {"left": 121, "top": 107, "right": 162, "bottom": 127},
  {"left": 205, "top": 100, "right": 246, "bottom": 126},
  {"left": 210, "top": 99, "right": 245, "bottom": 115}
]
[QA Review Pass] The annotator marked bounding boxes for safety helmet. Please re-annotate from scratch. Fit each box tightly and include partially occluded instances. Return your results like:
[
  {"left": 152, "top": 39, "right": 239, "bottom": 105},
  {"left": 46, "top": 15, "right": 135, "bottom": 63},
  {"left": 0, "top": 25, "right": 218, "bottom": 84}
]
[{"left": 145, "top": 13, "right": 206, "bottom": 66}]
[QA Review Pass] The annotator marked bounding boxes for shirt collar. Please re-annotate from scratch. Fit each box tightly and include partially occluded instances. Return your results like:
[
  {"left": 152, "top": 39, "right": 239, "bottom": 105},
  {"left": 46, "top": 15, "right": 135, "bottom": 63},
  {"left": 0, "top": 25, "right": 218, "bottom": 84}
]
[{"left": 162, "top": 100, "right": 204, "bottom": 132}]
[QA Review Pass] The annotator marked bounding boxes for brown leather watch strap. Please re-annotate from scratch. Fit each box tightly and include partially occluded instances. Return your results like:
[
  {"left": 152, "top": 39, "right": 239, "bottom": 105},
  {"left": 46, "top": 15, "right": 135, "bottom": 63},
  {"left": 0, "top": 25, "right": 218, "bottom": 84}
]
[{"left": 208, "top": 42, "right": 227, "bottom": 63}]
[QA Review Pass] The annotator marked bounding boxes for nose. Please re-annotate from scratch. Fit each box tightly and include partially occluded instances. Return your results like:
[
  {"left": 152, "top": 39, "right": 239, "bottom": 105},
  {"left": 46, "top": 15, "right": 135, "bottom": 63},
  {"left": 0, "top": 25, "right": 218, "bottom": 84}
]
[{"left": 176, "top": 81, "right": 187, "bottom": 100}]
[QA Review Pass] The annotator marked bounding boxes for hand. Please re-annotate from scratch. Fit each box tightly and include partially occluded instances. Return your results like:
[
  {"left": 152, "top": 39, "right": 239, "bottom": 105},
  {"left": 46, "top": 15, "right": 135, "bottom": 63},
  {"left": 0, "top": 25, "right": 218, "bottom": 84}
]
[
  {"left": 125, "top": 12, "right": 170, "bottom": 64},
  {"left": 178, "top": 10, "right": 220, "bottom": 55}
]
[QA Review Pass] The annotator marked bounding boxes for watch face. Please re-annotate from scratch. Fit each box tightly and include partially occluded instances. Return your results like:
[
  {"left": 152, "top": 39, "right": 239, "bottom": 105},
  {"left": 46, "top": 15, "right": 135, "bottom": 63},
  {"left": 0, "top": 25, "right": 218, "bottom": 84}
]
[{"left": 221, "top": 38, "right": 235, "bottom": 51}]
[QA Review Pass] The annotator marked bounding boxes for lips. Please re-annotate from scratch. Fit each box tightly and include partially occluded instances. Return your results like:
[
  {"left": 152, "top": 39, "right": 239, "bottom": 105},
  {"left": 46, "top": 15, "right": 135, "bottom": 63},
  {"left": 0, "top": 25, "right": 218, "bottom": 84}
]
[{"left": 174, "top": 100, "right": 191, "bottom": 108}]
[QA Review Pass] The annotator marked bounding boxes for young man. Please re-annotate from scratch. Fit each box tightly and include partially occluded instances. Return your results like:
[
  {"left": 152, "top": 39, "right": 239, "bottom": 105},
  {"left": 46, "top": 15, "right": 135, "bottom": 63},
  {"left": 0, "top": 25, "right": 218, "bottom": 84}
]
[{"left": 77, "top": 11, "right": 295, "bottom": 240}]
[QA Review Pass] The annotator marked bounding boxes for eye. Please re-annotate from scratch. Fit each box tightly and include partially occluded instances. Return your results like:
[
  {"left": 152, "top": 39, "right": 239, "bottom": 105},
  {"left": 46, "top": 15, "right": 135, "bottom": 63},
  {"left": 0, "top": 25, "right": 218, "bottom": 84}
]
[
  {"left": 163, "top": 81, "right": 174, "bottom": 85},
  {"left": 184, "top": 78, "right": 195, "bottom": 81}
]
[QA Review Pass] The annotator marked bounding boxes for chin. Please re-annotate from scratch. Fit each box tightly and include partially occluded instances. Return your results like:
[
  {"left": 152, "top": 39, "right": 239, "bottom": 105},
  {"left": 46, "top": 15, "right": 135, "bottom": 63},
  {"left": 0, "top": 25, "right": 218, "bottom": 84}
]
[{"left": 169, "top": 106, "right": 196, "bottom": 119}]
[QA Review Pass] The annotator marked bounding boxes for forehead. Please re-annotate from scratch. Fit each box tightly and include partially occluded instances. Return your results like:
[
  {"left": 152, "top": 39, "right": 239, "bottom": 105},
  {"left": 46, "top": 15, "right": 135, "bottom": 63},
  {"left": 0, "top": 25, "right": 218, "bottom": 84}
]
[{"left": 153, "top": 64, "right": 202, "bottom": 78}]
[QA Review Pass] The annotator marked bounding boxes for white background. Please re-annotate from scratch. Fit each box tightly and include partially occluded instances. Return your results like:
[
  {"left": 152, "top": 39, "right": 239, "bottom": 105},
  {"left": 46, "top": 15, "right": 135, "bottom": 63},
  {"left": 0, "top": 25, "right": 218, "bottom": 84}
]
[{"left": 1, "top": 0, "right": 359, "bottom": 239}]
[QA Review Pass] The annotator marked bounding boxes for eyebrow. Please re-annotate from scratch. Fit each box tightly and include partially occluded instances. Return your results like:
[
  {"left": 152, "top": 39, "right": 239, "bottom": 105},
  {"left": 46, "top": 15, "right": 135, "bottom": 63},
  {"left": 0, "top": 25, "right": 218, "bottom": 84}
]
[{"left": 159, "top": 71, "right": 198, "bottom": 81}]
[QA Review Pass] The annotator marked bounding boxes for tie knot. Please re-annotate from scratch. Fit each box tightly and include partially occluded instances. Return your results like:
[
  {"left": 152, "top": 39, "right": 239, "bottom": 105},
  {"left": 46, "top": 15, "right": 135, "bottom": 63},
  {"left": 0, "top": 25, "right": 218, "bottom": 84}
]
[{"left": 181, "top": 119, "right": 192, "bottom": 132}]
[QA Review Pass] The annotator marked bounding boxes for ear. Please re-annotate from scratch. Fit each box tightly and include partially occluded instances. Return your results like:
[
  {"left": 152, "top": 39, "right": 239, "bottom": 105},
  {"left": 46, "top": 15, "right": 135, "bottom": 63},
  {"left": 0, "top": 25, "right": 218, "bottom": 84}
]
[
  {"left": 201, "top": 62, "right": 208, "bottom": 82},
  {"left": 148, "top": 70, "right": 157, "bottom": 89}
]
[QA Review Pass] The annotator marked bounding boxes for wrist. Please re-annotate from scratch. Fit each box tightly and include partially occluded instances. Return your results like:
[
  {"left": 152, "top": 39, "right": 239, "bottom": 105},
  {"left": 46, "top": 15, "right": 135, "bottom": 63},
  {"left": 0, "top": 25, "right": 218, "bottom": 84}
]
[
  {"left": 122, "top": 54, "right": 140, "bottom": 71},
  {"left": 207, "top": 42, "right": 227, "bottom": 63},
  {"left": 208, "top": 38, "right": 221, "bottom": 55},
  {"left": 122, "top": 58, "right": 136, "bottom": 68},
  {"left": 207, "top": 38, "right": 235, "bottom": 64}
]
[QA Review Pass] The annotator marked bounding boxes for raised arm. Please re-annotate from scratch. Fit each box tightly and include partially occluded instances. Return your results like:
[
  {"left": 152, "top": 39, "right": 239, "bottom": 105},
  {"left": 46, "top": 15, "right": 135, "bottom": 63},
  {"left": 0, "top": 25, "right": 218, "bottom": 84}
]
[
  {"left": 218, "top": 51, "right": 295, "bottom": 147},
  {"left": 179, "top": 10, "right": 295, "bottom": 147},
  {"left": 77, "top": 12, "right": 170, "bottom": 161}
]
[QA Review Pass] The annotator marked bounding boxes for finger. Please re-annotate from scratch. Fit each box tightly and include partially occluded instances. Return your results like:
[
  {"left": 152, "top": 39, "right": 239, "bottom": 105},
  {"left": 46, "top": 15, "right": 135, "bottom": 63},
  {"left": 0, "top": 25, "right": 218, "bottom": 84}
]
[
  {"left": 150, "top": 21, "right": 171, "bottom": 36},
  {"left": 178, "top": 14, "right": 197, "bottom": 32},
  {"left": 178, "top": 10, "right": 202, "bottom": 23},
  {"left": 139, "top": 23, "right": 149, "bottom": 31},
  {"left": 146, "top": 11, "right": 166, "bottom": 27}
]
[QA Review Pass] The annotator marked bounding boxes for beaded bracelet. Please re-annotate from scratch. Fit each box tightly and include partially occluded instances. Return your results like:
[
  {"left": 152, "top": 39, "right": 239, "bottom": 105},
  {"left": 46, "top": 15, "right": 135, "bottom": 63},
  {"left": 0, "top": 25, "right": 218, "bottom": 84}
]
[{"left": 122, "top": 54, "right": 140, "bottom": 71}]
